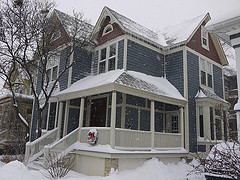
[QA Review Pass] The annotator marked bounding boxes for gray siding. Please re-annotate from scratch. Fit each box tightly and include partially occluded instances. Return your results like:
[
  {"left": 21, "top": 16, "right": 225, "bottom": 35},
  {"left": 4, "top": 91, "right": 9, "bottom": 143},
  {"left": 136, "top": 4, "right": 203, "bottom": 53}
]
[
  {"left": 71, "top": 47, "right": 92, "bottom": 84},
  {"left": 166, "top": 51, "right": 184, "bottom": 96},
  {"left": 213, "top": 65, "right": 223, "bottom": 98},
  {"left": 127, "top": 40, "right": 164, "bottom": 77},
  {"left": 118, "top": 40, "right": 124, "bottom": 69},
  {"left": 187, "top": 51, "right": 199, "bottom": 153},
  {"left": 59, "top": 47, "right": 71, "bottom": 91}
]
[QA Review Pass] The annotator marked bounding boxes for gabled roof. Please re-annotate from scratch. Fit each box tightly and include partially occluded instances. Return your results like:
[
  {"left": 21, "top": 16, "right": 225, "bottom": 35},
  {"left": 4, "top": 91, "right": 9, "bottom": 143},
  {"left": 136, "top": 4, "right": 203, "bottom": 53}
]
[
  {"left": 53, "top": 9, "right": 93, "bottom": 41},
  {"left": 163, "top": 14, "right": 210, "bottom": 45},
  {"left": 91, "top": 6, "right": 167, "bottom": 47},
  {"left": 55, "top": 70, "right": 186, "bottom": 105}
]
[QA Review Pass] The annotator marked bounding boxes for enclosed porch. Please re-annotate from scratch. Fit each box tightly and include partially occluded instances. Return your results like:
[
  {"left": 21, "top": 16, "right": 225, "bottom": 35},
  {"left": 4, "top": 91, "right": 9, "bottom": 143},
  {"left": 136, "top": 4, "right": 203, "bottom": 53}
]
[{"left": 25, "top": 70, "right": 187, "bottom": 167}]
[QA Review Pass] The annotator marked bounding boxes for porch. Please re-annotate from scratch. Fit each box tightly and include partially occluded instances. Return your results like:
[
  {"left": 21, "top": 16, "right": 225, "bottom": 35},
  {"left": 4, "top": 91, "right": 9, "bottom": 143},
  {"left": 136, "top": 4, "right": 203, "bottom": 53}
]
[{"left": 25, "top": 70, "right": 188, "bottom": 174}]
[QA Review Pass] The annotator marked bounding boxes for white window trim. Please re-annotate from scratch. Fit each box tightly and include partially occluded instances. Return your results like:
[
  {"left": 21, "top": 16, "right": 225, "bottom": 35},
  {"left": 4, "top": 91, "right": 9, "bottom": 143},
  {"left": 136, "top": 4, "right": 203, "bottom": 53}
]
[
  {"left": 199, "top": 58, "right": 213, "bottom": 90},
  {"left": 201, "top": 26, "right": 209, "bottom": 51},
  {"left": 98, "top": 42, "right": 118, "bottom": 74},
  {"left": 51, "top": 29, "right": 61, "bottom": 42},
  {"left": 46, "top": 55, "right": 60, "bottom": 82},
  {"left": 102, "top": 24, "right": 113, "bottom": 36}
]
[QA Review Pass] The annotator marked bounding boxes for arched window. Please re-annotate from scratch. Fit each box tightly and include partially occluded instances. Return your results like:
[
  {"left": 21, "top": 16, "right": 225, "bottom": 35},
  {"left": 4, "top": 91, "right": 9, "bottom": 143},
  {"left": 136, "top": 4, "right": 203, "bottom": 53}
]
[{"left": 102, "top": 24, "right": 113, "bottom": 36}]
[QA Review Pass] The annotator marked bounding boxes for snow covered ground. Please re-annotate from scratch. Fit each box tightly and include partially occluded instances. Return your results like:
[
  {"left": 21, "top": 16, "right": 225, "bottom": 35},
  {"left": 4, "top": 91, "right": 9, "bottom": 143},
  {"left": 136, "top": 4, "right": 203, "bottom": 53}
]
[{"left": 0, "top": 158, "right": 205, "bottom": 180}]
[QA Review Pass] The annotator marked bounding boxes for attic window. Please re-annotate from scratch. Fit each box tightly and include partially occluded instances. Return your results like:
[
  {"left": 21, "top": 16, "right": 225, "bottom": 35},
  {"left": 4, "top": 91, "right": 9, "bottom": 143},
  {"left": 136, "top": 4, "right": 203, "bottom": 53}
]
[
  {"left": 51, "top": 29, "right": 61, "bottom": 42},
  {"left": 201, "top": 26, "right": 209, "bottom": 50},
  {"left": 102, "top": 24, "right": 113, "bottom": 36}
]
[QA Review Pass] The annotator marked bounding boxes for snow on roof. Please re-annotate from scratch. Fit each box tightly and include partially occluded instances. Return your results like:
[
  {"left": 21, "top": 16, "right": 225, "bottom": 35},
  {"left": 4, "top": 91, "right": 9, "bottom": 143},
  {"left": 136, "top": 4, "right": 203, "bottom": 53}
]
[
  {"left": 54, "top": 9, "right": 94, "bottom": 40},
  {"left": 56, "top": 69, "right": 186, "bottom": 101},
  {"left": 207, "top": 7, "right": 240, "bottom": 28},
  {"left": 195, "top": 88, "right": 228, "bottom": 104},
  {"left": 163, "top": 14, "right": 206, "bottom": 45},
  {"left": 106, "top": 7, "right": 168, "bottom": 46}
]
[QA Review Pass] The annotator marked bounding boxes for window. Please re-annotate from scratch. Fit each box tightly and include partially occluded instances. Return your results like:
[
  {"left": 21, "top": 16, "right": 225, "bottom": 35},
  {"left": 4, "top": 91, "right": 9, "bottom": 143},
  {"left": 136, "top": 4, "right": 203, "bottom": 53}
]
[
  {"left": 46, "top": 55, "right": 59, "bottom": 82},
  {"left": 200, "top": 58, "right": 213, "bottom": 88},
  {"left": 210, "top": 107, "right": 214, "bottom": 140},
  {"left": 201, "top": 26, "right": 209, "bottom": 50},
  {"left": 98, "top": 43, "right": 117, "bottom": 74},
  {"left": 171, "top": 116, "right": 179, "bottom": 133},
  {"left": 199, "top": 107, "right": 204, "bottom": 138},
  {"left": 102, "top": 24, "right": 113, "bottom": 36},
  {"left": 216, "top": 118, "right": 222, "bottom": 140},
  {"left": 51, "top": 29, "right": 61, "bottom": 42}
]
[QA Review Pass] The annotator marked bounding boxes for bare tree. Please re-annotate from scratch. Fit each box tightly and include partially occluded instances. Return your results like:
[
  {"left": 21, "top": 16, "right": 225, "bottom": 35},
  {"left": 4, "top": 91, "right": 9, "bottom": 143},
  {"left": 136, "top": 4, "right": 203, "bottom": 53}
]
[
  {"left": 190, "top": 141, "right": 240, "bottom": 179},
  {"left": 0, "top": 0, "right": 92, "bottom": 140}
]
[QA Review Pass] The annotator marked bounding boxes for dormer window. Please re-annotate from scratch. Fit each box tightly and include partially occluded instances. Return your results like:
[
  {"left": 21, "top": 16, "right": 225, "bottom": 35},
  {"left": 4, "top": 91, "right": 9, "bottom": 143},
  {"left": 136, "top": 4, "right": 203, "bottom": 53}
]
[
  {"left": 51, "top": 29, "right": 61, "bottom": 42},
  {"left": 102, "top": 24, "right": 113, "bottom": 36},
  {"left": 201, "top": 26, "right": 209, "bottom": 50}
]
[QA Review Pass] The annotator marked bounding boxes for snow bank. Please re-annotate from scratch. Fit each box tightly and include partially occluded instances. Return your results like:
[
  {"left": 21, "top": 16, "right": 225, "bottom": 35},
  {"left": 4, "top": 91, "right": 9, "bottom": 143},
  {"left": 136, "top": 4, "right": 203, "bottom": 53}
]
[{"left": 0, "top": 159, "right": 205, "bottom": 180}]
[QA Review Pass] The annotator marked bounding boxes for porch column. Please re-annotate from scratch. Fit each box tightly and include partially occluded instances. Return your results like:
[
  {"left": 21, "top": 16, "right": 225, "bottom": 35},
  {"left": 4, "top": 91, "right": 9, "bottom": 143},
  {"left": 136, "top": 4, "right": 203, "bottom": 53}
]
[
  {"left": 110, "top": 90, "right": 117, "bottom": 148},
  {"left": 180, "top": 107, "right": 184, "bottom": 148},
  {"left": 63, "top": 100, "right": 70, "bottom": 136},
  {"left": 57, "top": 101, "right": 64, "bottom": 140},
  {"left": 78, "top": 97, "right": 85, "bottom": 142},
  {"left": 150, "top": 100, "right": 155, "bottom": 149}
]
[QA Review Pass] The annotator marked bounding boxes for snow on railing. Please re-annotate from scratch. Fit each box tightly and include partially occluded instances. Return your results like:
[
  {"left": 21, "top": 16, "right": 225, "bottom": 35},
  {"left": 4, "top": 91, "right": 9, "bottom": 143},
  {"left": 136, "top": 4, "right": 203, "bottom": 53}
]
[{"left": 24, "top": 128, "right": 58, "bottom": 164}]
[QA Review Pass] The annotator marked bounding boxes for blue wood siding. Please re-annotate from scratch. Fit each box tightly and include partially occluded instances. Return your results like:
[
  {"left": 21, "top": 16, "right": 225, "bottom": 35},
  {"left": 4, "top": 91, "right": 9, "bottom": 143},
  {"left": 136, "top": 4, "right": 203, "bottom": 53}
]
[
  {"left": 187, "top": 51, "right": 199, "bottom": 152},
  {"left": 71, "top": 47, "right": 92, "bottom": 84},
  {"left": 59, "top": 47, "right": 71, "bottom": 91},
  {"left": 118, "top": 40, "right": 124, "bottom": 69},
  {"left": 127, "top": 40, "right": 164, "bottom": 77},
  {"left": 213, "top": 65, "right": 223, "bottom": 98},
  {"left": 166, "top": 51, "right": 184, "bottom": 96}
]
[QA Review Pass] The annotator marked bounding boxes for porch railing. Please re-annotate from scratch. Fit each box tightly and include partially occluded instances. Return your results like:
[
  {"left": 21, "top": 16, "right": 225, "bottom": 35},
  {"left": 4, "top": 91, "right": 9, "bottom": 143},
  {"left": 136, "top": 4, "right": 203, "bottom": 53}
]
[
  {"left": 115, "top": 128, "right": 151, "bottom": 148},
  {"left": 47, "top": 127, "right": 79, "bottom": 154},
  {"left": 154, "top": 132, "right": 182, "bottom": 148},
  {"left": 80, "top": 127, "right": 110, "bottom": 145},
  {"left": 24, "top": 128, "right": 58, "bottom": 164}
]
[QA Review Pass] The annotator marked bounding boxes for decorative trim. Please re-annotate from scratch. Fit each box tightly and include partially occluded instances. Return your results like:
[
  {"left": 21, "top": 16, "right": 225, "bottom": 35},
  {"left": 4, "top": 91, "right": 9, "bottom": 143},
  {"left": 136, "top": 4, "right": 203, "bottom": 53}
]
[{"left": 102, "top": 24, "right": 114, "bottom": 36}]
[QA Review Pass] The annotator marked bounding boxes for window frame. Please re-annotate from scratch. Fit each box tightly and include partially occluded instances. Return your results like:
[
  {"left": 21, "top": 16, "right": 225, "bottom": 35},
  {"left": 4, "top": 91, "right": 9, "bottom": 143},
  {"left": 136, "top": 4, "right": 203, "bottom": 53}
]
[
  {"left": 46, "top": 55, "right": 60, "bottom": 83},
  {"left": 199, "top": 58, "right": 213, "bottom": 89},
  {"left": 102, "top": 24, "right": 113, "bottom": 36},
  {"left": 51, "top": 29, "right": 61, "bottom": 42},
  {"left": 98, "top": 43, "right": 118, "bottom": 74},
  {"left": 201, "top": 26, "right": 209, "bottom": 50}
]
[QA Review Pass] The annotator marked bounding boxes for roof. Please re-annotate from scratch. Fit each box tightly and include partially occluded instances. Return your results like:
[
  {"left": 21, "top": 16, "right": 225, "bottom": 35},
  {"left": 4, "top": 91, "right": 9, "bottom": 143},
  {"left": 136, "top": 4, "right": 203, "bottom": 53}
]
[
  {"left": 163, "top": 14, "right": 209, "bottom": 45},
  {"left": 206, "top": 8, "right": 240, "bottom": 45},
  {"left": 92, "top": 7, "right": 211, "bottom": 48},
  {"left": 195, "top": 88, "right": 228, "bottom": 104},
  {"left": 55, "top": 70, "right": 186, "bottom": 103},
  {"left": 106, "top": 7, "right": 167, "bottom": 46},
  {"left": 53, "top": 9, "right": 94, "bottom": 41}
]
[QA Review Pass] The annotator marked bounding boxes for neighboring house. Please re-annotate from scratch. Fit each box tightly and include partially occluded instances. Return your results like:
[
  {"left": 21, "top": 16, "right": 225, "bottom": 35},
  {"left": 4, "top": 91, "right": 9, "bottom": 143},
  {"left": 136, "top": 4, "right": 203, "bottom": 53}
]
[
  {"left": 25, "top": 7, "right": 230, "bottom": 176},
  {"left": 0, "top": 72, "right": 33, "bottom": 154},
  {"left": 224, "top": 67, "right": 238, "bottom": 140}
]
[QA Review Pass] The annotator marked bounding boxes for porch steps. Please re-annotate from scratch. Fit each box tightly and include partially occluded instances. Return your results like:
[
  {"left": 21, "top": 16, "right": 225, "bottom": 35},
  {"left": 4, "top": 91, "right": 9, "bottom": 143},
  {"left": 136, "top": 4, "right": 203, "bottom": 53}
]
[{"left": 27, "top": 155, "right": 44, "bottom": 171}]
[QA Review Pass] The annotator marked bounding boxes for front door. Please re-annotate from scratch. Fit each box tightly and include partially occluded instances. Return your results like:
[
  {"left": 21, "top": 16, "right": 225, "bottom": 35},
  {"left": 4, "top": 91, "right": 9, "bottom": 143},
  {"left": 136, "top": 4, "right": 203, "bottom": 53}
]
[{"left": 90, "top": 97, "right": 107, "bottom": 127}]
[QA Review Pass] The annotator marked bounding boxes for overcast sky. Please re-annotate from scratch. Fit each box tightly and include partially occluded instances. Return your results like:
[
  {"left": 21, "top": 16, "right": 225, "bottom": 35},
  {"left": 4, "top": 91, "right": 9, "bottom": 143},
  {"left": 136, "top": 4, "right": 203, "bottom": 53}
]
[{"left": 54, "top": 0, "right": 240, "bottom": 31}]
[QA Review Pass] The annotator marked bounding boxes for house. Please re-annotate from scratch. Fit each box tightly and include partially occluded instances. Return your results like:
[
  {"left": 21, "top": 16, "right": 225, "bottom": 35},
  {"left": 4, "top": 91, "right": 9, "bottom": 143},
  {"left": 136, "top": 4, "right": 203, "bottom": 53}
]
[
  {"left": 206, "top": 9, "right": 240, "bottom": 141},
  {"left": 0, "top": 71, "right": 33, "bottom": 154},
  {"left": 25, "top": 7, "right": 230, "bottom": 176}
]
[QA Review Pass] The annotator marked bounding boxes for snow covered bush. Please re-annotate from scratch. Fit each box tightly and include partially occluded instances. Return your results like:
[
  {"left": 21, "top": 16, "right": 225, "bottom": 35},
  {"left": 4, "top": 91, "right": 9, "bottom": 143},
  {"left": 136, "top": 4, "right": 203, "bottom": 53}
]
[
  {"left": 43, "top": 152, "right": 75, "bottom": 179},
  {"left": 191, "top": 142, "right": 240, "bottom": 179}
]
